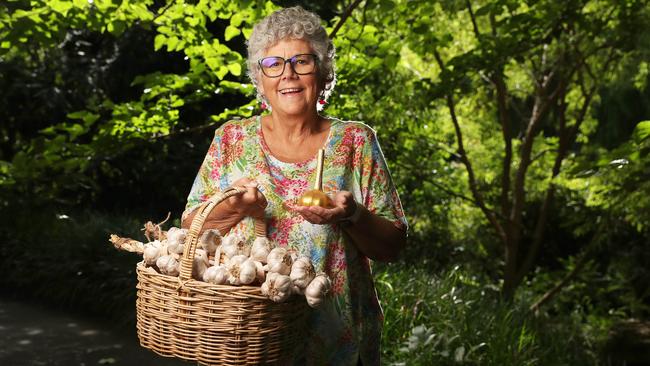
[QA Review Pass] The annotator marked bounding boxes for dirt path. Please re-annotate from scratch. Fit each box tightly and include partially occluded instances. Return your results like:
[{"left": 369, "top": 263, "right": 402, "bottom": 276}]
[{"left": 0, "top": 298, "right": 190, "bottom": 366}]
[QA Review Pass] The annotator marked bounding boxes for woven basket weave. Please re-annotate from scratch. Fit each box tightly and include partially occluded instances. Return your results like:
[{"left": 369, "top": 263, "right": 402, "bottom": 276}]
[{"left": 136, "top": 187, "right": 308, "bottom": 365}]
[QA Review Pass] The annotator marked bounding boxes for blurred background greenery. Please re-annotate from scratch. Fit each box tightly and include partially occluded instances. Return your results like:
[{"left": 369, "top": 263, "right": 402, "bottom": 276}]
[{"left": 1, "top": 0, "right": 649, "bottom": 364}]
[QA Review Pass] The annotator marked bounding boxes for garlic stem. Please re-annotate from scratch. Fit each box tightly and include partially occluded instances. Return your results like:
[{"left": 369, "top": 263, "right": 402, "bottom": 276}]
[{"left": 315, "top": 148, "right": 325, "bottom": 190}]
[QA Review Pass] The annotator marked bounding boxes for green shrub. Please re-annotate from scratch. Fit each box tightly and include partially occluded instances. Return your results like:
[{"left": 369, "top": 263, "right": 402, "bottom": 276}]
[{"left": 375, "top": 263, "right": 600, "bottom": 365}]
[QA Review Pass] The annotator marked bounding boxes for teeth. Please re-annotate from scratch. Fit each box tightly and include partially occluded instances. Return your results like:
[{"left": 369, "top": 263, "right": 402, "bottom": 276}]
[{"left": 280, "top": 88, "right": 301, "bottom": 94}]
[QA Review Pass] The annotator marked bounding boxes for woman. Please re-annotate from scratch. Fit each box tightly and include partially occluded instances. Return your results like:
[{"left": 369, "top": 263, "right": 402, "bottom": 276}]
[{"left": 182, "top": 6, "right": 407, "bottom": 365}]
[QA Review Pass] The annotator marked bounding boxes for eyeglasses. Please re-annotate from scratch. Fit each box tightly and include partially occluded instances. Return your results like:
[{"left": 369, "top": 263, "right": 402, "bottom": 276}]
[{"left": 258, "top": 53, "right": 318, "bottom": 78}]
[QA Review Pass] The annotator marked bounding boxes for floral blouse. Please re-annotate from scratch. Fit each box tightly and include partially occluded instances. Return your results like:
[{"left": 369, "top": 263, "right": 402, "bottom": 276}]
[{"left": 183, "top": 116, "right": 407, "bottom": 365}]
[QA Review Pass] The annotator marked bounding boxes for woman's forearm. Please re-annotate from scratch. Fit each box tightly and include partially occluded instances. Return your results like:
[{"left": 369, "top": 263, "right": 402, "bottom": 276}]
[
  {"left": 181, "top": 201, "right": 244, "bottom": 236},
  {"left": 342, "top": 205, "right": 406, "bottom": 262}
]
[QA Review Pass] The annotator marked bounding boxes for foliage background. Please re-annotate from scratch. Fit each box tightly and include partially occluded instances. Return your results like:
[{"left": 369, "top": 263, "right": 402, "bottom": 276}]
[{"left": 1, "top": 0, "right": 649, "bottom": 364}]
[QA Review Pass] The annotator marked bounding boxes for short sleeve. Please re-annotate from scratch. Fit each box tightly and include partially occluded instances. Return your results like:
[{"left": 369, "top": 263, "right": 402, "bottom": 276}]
[
  {"left": 181, "top": 129, "right": 226, "bottom": 221},
  {"left": 357, "top": 126, "right": 408, "bottom": 231}
]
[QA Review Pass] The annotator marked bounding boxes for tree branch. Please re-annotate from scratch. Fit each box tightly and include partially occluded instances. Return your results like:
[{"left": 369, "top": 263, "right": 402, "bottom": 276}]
[
  {"left": 529, "top": 249, "right": 591, "bottom": 313},
  {"left": 509, "top": 59, "right": 565, "bottom": 244},
  {"left": 433, "top": 49, "right": 507, "bottom": 244},
  {"left": 529, "top": 224, "right": 603, "bottom": 313},
  {"left": 466, "top": 0, "right": 481, "bottom": 39},
  {"left": 152, "top": 0, "right": 176, "bottom": 23},
  {"left": 476, "top": 0, "right": 512, "bottom": 221},
  {"left": 329, "top": 0, "right": 364, "bottom": 39},
  {"left": 516, "top": 45, "right": 619, "bottom": 284}
]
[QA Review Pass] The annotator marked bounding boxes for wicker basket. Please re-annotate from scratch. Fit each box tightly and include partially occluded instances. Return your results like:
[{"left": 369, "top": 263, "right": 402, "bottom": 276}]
[{"left": 135, "top": 187, "right": 308, "bottom": 365}]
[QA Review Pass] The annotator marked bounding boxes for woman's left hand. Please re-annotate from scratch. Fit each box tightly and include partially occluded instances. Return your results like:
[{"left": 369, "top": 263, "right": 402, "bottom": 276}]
[{"left": 291, "top": 191, "right": 357, "bottom": 225}]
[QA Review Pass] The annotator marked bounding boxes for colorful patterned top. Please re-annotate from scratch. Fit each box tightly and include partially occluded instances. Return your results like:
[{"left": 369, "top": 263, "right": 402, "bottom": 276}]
[{"left": 183, "top": 115, "right": 407, "bottom": 365}]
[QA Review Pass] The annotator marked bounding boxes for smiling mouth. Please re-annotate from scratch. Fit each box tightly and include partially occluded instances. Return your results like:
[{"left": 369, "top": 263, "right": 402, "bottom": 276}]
[{"left": 279, "top": 88, "right": 303, "bottom": 95}]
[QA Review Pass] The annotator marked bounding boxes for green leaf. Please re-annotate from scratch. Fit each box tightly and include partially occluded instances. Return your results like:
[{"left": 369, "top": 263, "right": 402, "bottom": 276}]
[
  {"left": 154, "top": 34, "right": 166, "bottom": 51},
  {"left": 231, "top": 12, "right": 245, "bottom": 27},
  {"left": 224, "top": 25, "right": 241, "bottom": 41},
  {"left": 227, "top": 62, "right": 241, "bottom": 76},
  {"left": 49, "top": 0, "right": 73, "bottom": 15},
  {"left": 167, "top": 36, "right": 179, "bottom": 51},
  {"left": 216, "top": 65, "right": 229, "bottom": 79},
  {"left": 633, "top": 121, "right": 650, "bottom": 143},
  {"left": 205, "top": 57, "right": 222, "bottom": 71}
]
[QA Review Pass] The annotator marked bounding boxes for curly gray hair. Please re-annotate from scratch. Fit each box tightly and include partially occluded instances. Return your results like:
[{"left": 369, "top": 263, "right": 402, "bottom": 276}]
[{"left": 246, "top": 6, "right": 336, "bottom": 107}]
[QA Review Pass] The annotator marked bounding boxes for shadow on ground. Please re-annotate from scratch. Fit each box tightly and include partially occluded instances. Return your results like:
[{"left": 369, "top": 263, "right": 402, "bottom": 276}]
[{"left": 0, "top": 298, "right": 190, "bottom": 366}]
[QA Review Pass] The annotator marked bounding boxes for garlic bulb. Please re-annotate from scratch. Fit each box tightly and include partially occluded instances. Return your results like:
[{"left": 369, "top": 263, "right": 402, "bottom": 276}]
[
  {"left": 254, "top": 260, "right": 266, "bottom": 284},
  {"left": 225, "top": 255, "right": 249, "bottom": 285},
  {"left": 239, "top": 259, "right": 258, "bottom": 285},
  {"left": 192, "top": 249, "right": 209, "bottom": 280},
  {"left": 261, "top": 272, "right": 292, "bottom": 303},
  {"left": 212, "top": 244, "right": 227, "bottom": 265},
  {"left": 198, "top": 229, "right": 221, "bottom": 255},
  {"left": 221, "top": 233, "right": 250, "bottom": 258},
  {"left": 156, "top": 255, "right": 180, "bottom": 277},
  {"left": 266, "top": 247, "right": 287, "bottom": 263},
  {"left": 304, "top": 273, "right": 332, "bottom": 308},
  {"left": 143, "top": 240, "right": 163, "bottom": 266},
  {"left": 166, "top": 227, "right": 187, "bottom": 254},
  {"left": 266, "top": 247, "right": 293, "bottom": 275},
  {"left": 203, "top": 265, "right": 229, "bottom": 285},
  {"left": 290, "top": 256, "right": 316, "bottom": 289},
  {"left": 250, "top": 237, "right": 272, "bottom": 263}
]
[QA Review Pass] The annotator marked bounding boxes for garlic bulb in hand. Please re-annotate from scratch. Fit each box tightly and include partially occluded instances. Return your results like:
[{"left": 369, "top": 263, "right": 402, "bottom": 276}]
[
  {"left": 203, "top": 265, "right": 229, "bottom": 285},
  {"left": 261, "top": 272, "right": 292, "bottom": 303},
  {"left": 156, "top": 255, "right": 180, "bottom": 277},
  {"left": 221, "top": 233, "right": 250, "bottom": 259},
  {"left": 198, "top": 229, "right": 221, "bottom": 255},
  {"left": 304, "top": 273, "right": 332, "bottom": 308},
  {"left": 290, "top": 256, "right": 316, "bottom": 289},
  {"left": 250, "top": 237, "right": 272, "bottom": 263}
]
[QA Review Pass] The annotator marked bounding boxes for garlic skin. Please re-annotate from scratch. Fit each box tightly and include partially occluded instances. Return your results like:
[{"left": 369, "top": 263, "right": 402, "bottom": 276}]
[
  {"left": 254, "top": 261, "right": 266, "bottom": 284},
  {"left": 290, "top": 256, "right": 316, "bottom": 289},
  {"left": 213, "top": 244, "right": 227, "bottom": 265},
  {"left": 192, "top": 249, "right": 210, "bottom": 280},
  {"left": 166, "top": 227, "right": 188, "bottom": 255},
  {"left": 238, "top": 258, "right": 258, "bottom": 285},
  {"left": 143, "top": 240, "right": 163, "bottom": 266},
  {"left": 156, "top": 255, "right": 180, "bottom": 277},
  {"left": 267, "top": 247, "right": 288, "bottom": 264},
  {"left": 198, "top": 229, "right": 221, "bottom": 255},
  {"left": 266, "top": 247, "right": 293, "bottom": 275},
  {"left": 250, "top": 237, "right": 272, "bottom": 263},
  {"left": 203, "top": 265, "right": 229, "bottom": 285},
  {"left": 261, "top": 272, "right": 292, "bottom": 303},
  {"left": 225, "top": 255, "right": 249, "bottom": 285},
  {"left": 304, "top": 274, "right": 332, "bottom": 308},
  {"left": 221, "top": 233, "right": 250, "bottom": 259}
]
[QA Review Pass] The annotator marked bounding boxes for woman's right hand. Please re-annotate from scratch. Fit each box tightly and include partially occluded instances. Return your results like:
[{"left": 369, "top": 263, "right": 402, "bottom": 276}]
[
  {"left": 225, "top": 178, "right": 267, "bottom": 219},
  {"left": 182, "top": 178, "right": 266, "bottom": 235}
]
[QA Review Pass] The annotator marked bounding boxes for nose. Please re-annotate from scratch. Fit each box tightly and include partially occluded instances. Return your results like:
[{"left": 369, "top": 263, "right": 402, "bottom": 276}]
[{"left": 281, "top": 60, "right": 298, "bottom": 78}]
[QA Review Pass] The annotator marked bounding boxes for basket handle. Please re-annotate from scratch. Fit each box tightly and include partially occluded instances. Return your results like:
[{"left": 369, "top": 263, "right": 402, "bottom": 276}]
[{"left": 178, "top": 186, "right": 266, "bottom": 281}]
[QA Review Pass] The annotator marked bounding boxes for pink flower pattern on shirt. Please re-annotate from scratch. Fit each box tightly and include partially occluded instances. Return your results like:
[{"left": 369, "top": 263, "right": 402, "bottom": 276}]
[{"left": 183, "top": 116, "right": 407, "bottom": 366}]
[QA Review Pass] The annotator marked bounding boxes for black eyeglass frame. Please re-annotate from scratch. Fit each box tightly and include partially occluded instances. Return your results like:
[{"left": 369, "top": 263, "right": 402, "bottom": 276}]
[{"left": 257, "top": 53, "right": 319, "bottom": 78}]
